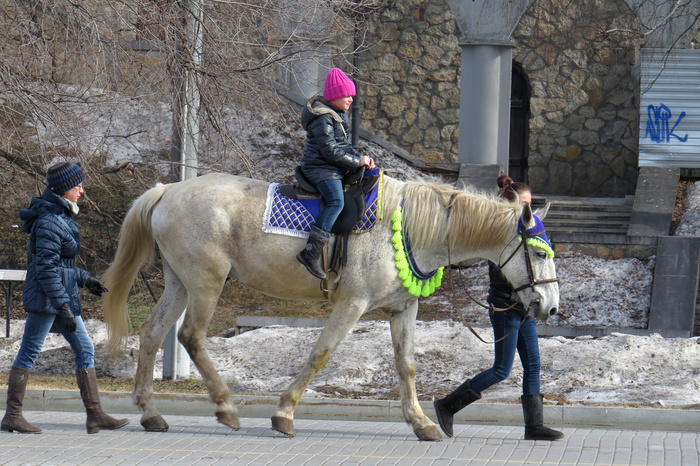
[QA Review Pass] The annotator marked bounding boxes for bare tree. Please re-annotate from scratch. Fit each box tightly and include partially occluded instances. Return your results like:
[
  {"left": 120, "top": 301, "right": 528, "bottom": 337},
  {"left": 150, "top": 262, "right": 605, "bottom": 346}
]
[{"left": 0, "top": 0, "right": 388, "bottom": 190}]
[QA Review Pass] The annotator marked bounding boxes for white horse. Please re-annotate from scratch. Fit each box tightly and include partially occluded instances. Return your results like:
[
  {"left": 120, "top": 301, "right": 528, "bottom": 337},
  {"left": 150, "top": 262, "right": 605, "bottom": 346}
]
[{"left": 102, "top": 172, "right": 559, "bottom": 441}]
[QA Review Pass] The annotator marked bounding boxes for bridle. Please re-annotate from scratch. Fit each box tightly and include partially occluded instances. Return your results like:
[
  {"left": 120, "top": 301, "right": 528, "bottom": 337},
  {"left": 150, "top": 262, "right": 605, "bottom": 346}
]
[
  {"left": 497, "top": 226, "right": 560, "bottom": 293},
  {"left": 447, "top": 222, "right": 559, "bottom": 344}
]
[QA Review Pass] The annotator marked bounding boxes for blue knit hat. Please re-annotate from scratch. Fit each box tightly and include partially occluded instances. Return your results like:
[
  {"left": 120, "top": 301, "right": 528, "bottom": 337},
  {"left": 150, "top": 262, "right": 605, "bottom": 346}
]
[{"left": 46, "top": 162, "right": 85, "bottom": 194}]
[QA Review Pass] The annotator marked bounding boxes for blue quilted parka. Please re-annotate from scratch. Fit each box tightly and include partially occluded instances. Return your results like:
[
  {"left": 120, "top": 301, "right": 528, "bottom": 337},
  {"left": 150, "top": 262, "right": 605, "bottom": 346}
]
[{"left": 20, "top": 187, "right": 90, "bottom": 316}]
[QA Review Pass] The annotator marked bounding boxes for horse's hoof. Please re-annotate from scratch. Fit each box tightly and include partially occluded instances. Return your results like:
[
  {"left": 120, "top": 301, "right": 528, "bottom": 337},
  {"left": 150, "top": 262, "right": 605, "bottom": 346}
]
[
  {"left": 414, "top": 425, "right": 443, "bottom": 441},
  {"left": 271, "top": 416, "right": 295, "bottom": 437},
  {"left": 142, "top": 415, "right": 169, "bottom": 432},
  {"left": 216, "top": 410, "right": 240, "bottom": 430}
]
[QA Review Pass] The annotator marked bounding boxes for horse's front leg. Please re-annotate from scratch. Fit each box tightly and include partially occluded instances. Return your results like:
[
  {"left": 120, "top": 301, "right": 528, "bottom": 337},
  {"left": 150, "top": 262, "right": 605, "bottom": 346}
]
[
  {"left": 390, "top": 299, "right": 442, "bottom": 441},
  {"left": 271, "top": 300, "right": 367, "bottom": 437}
]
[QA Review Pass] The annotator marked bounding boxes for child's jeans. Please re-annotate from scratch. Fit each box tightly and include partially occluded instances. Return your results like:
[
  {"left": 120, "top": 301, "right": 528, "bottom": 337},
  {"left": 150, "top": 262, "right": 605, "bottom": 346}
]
[{"left": 315, "top": 179, "right": 345, "bottom": 233}]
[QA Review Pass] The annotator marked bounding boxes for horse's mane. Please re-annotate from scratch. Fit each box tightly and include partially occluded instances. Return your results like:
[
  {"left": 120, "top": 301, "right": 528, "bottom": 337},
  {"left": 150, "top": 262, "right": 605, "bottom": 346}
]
[{"left": 383, "top": 176, "right": 521, "bottom": 251}]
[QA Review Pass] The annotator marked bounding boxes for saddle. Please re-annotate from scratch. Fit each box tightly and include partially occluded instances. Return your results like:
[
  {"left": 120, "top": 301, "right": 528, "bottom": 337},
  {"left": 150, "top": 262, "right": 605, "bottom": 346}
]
[
  {"left": 279, "top": 166, "right": 381, "bottom": 234},
  {"left": 279, "top": 166, "right": 381, "bottom": 293}
]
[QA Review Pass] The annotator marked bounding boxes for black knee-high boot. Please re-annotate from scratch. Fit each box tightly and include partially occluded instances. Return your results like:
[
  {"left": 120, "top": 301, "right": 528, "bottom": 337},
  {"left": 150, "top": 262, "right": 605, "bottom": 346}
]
[
  {"left": 522, "top": 393, "right": 564, "bottom": 441},
  {"left": 433, "top": 379, "right": 481, "bottom": 438}
]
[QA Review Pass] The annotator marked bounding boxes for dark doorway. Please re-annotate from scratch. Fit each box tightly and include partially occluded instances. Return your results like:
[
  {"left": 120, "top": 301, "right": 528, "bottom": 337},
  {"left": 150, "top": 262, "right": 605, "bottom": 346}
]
[{"left": 510, "top": 63, "right": 530, "bottom": 183}]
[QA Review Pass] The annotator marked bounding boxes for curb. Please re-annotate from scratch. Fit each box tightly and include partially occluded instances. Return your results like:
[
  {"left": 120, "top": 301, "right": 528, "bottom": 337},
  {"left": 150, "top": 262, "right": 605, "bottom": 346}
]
[{"left": 5, "top": 390, "right": 699, "bottom": 432}]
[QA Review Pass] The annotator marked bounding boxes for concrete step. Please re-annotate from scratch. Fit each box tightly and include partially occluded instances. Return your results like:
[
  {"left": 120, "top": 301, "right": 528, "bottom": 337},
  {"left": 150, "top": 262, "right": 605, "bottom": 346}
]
[
  {"left": 549, "top": 231, "right": 629, "bottom": 244},
  {"left": 534, "top": 195, "right": 634, "bottom": 206},
  {"left": 547, "top": 225, "right": 629, "bottom": 233},
  {"left": 546, "top": 220, "right": 629, "bottom": 230},
  {"left": 532, "top": 195, "right": 633, "bottom": 244},
  {"left": 546, "top": 211, "right": 631, "bottom": 218}
]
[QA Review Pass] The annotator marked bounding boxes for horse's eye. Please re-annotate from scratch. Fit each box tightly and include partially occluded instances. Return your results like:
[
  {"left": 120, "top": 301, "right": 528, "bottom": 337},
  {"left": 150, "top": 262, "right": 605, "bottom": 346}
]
[{"left": 536, "top": 251, "right": 548, "bottom": 259}]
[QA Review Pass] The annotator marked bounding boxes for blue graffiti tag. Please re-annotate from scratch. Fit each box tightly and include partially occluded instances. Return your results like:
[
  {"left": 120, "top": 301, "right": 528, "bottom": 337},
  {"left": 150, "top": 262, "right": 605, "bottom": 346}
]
[{"left": 645, "top": 104, "right": 688, "bottom": 143}]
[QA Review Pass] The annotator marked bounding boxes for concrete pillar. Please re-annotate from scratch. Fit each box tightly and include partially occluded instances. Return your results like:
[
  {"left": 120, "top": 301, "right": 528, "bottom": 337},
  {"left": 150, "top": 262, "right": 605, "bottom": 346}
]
[
  {"left": 458, "top": 42, "right": 513, "bottom": 171},
  {"left": 278, "top": 0, "right": 334, "bottom": 99},
  {"left": 283, "top": 48, "right": 331, "bottom": 99}
]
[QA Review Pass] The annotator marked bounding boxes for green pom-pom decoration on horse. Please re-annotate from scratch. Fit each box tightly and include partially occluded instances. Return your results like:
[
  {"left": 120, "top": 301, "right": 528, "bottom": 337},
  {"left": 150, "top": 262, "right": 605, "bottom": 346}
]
[{"left": 391, "top": 206, "right": 444, "bottom": 298}]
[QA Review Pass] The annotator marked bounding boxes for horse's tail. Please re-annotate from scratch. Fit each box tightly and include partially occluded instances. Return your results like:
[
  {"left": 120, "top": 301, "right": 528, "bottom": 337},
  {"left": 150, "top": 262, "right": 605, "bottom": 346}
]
[{"left": 103, "top": 183, "right": 168, "bottom": 352}]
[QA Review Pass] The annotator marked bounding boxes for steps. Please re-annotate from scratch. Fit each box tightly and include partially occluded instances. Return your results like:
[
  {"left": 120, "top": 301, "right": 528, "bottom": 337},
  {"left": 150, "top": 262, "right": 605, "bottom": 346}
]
[{"left": 532, "top": 195, "right": 634, "bottom": 244}]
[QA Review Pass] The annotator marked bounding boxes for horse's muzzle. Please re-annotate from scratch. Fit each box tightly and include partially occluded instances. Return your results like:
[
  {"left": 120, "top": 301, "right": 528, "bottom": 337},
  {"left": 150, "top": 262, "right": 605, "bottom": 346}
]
[{"left": 527, "top": 298, "right": 558, "bottom": 320}]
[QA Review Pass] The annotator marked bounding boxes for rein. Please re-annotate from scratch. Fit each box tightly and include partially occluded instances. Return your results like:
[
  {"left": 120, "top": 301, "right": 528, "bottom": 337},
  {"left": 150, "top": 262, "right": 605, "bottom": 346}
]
[
  {"left": 445, "top": 249, "right": 526, "bottom": 345},
  {"left": 445, "top": 206, "right": 558, "bottom": 344}
]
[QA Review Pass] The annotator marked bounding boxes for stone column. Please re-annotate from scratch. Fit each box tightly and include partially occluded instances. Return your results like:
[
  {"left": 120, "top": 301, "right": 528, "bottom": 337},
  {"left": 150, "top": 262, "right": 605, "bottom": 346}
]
[
  {"left": 278, "top": 0, "right": 334, "bottom": 99},
  {"left": 459, "top": 41, "right": 513, "bottom": 169},
  {"left": 446, "top": 0, "right": 534, "bottom": 172}
]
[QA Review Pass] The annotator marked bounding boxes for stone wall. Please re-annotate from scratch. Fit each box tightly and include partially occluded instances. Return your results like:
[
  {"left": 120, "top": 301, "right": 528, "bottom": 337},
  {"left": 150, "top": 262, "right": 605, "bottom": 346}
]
[
  {"left": 361, "top": 0, "right": 696, "bottom": 197},
  {"left": 513, "top": 0, "right": 643, "bottom": 197},
  {"left": 361, "top": 0, "right": 461, "bottom": 163}
]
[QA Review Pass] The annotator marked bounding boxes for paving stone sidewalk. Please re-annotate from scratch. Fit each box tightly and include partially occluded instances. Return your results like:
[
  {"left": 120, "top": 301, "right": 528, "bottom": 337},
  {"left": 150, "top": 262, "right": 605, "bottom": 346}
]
[{"left": 1, "top": 410, "right": 699, "bottom": 465}]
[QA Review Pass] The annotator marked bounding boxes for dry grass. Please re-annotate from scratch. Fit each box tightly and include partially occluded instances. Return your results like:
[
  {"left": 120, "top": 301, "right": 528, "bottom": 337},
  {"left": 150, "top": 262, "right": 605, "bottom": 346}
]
[{"left": 0, "top": 373, "right": 210, "bottom": 394}]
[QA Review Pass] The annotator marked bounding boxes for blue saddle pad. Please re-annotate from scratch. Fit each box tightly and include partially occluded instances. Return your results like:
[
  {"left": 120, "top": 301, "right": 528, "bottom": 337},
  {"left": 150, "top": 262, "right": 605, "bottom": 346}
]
[{"left": 262, "top": 168, "right": 383, "bottom": 238}]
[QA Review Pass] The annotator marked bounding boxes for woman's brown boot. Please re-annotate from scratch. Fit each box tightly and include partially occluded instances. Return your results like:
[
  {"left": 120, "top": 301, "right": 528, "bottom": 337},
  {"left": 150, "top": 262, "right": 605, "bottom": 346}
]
[
  {"left": 76, "top": 368, "right": 129, "bottom": 434},
  {"left": 1, "top": 366, "right": 42, "bottom": 434}
]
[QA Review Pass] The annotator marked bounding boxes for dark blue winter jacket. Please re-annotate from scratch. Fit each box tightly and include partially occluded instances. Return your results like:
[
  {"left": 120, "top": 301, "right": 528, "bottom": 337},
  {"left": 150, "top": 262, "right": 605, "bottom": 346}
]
[
  {"left": 20, "top": 187, "right": 90, "bottom": 316},
  {"left": 487, "top": 261, "right": 525, "bottom": 312},
  {"left": 298, "top": 96, "right": 364, "bottom": 186}
]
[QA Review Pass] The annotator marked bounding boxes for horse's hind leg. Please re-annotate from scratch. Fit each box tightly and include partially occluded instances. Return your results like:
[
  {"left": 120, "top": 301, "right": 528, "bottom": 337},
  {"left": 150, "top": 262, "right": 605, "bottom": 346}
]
[
  {"left": 390, "top": 299, "right": 442, "bottom": 441},
  {"left": 133, "top": 258, "right": 187, "bottom": 432},
  {"left": 178, "top": 282, "right": 239, "bottom": 430}
]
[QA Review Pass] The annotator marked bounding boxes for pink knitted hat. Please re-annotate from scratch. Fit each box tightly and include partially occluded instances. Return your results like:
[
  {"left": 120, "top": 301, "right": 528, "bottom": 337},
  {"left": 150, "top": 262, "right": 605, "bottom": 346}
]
[{"left": 323, "top": 68, "right": 356, "bottom": 101}]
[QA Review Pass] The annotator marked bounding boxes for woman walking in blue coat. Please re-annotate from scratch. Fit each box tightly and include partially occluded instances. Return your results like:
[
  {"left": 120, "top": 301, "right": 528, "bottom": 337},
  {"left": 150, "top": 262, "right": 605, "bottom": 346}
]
[{"left": 1, "top": 162, "right": 128, "bottom": 434}]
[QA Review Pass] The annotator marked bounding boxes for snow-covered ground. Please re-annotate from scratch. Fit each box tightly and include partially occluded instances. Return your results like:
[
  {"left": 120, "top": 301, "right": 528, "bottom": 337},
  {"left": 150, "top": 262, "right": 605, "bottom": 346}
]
[
  {"left": 3, "top": 88, "right": 700, "bottom": 409},
  {"left": 1, "top": 175, "right": 697, "bottom": 410}
]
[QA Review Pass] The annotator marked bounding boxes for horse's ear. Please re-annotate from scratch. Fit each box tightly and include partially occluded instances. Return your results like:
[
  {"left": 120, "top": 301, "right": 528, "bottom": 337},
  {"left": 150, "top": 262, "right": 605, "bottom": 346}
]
[
  {"left": 534, "top": 202, "right": 551, "bottom": 221},
  {"left": 522, "top": 202, "right": 536, "bottom": 230}
]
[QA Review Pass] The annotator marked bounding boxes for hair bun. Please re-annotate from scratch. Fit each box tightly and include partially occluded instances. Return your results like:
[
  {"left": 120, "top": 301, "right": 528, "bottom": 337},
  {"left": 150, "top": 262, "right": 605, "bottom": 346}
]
[{"left": 496, "top": 175, "right": 513, "bottom": 189}]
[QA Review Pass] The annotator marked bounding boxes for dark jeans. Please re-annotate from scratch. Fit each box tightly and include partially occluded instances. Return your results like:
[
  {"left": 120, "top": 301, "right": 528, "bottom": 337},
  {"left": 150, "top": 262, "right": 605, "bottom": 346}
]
[
  {"left": 13, "top": 312, "right": 95, "bottom": 370},
  {"left": 470, "top": 309, "right": 541, "bottom": 395},
  {"left": 315, "top": 179, "right": 344, "bottom": 233}
]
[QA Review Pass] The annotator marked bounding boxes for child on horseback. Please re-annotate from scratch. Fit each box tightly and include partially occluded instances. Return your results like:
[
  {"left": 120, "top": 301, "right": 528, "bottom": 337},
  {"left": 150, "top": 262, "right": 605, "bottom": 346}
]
[
  {"left": 296, "top": 67, "right": 375, "bottom": 279},
  {"left": 432, "top": 175, "right": 564, "bottom": 442}
]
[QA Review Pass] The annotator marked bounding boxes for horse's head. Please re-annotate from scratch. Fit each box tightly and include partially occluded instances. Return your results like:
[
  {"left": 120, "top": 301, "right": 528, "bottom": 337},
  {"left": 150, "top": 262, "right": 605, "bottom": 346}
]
[{"left": 498, "top": 203, "right": 559, "bottom": 321}]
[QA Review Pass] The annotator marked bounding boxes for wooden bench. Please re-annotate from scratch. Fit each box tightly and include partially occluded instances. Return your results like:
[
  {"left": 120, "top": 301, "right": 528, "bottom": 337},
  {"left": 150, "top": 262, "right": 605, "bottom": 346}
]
[{"left": 0, "top": 269, "right": 26, "bottom": 338}]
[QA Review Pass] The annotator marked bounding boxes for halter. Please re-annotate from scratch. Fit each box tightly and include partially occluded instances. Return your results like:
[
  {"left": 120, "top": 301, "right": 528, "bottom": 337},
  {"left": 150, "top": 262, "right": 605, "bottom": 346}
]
[
  {"left": 497, "top": 225, "right": 559, "bottom": 294},
  {"left": 447, "top": 212, "right": 559, "bottom": 344}
]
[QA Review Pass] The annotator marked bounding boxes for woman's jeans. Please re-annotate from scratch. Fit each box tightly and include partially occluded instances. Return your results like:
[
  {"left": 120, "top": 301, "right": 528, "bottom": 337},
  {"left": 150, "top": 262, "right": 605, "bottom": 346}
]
[
  {"left": 315, "top": 179, "right": 345, "bottom": 233},
  {"left": 470, "top": 310, "right": 541, "bottom": 395},
  {"left": 13, "top": 312, "right": 95, "bottom": 370}
]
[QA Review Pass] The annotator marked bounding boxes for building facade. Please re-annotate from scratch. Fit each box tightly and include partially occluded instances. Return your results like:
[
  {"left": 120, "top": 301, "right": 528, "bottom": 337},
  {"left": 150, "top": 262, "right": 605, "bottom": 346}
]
[{"left": 360, "top": 0, "right": 700, "bottom": 197}]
